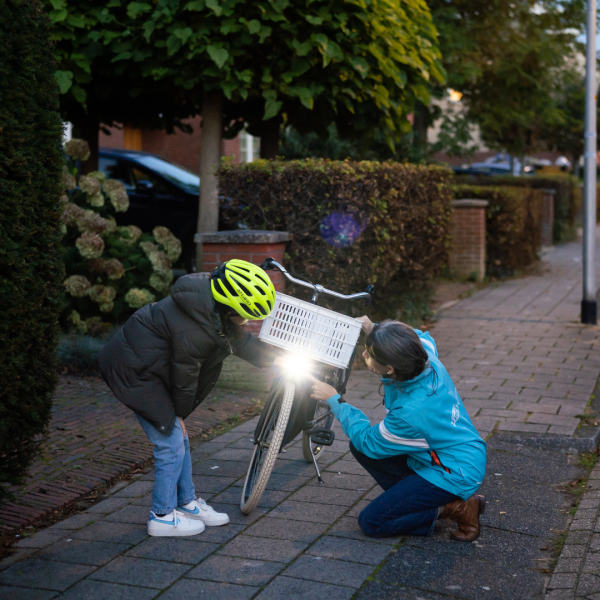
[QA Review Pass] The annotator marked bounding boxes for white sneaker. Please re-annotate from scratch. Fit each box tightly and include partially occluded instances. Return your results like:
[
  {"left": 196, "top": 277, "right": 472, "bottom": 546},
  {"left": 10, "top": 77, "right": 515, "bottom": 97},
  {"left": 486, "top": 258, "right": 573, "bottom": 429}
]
[
  {"left": 147, "top": 509, "right": 205, "bottom": 537},
  {"left": 178, "top": 498, "right": 230, "bottom": 526}
]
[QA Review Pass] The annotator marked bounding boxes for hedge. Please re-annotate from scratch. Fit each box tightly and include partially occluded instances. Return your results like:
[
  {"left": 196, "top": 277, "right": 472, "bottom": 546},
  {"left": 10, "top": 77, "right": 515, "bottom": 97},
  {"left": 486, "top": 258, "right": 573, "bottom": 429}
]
[
  {"left": 454, "top": 174, "right": 580, "bottom": 243},
  {"left": 219, "top": 159, "right": 454, "bottom": 321},
  {"left": 454, "top": 185, "right": 543, "bottom": 277},
  {"left": 0, "top": 0, "right": 64, "bottom": 502}
]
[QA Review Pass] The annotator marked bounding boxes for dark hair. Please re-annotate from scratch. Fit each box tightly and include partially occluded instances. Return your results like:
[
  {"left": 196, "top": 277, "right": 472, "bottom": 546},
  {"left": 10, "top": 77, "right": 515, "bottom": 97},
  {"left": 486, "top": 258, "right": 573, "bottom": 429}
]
[
  {"left": 365, "top": 320, "right": 429, "bottom": 383},
  {"left": 215, "top": 301, "right": 245, "bottom": 343}
]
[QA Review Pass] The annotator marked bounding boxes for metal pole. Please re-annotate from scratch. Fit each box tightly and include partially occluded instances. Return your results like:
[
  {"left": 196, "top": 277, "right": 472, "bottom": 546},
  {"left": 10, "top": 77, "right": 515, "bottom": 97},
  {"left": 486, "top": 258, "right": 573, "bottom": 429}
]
[{"left": 582, "top": 0, "right": 598, "bottom": 325}]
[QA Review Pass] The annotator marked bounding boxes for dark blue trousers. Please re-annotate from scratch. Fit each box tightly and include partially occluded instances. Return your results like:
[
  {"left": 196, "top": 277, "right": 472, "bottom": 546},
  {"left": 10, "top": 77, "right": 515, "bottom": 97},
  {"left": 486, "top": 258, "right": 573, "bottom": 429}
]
[{"left": 350, "top": 442, "right": 460, "bottom": 538}]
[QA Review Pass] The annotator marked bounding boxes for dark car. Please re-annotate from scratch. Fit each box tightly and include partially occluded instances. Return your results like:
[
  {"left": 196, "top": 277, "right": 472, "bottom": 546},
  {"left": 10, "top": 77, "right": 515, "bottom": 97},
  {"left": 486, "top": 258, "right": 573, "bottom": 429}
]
[{"left": 98, "top": 148, "right": 200, "bottom": 271}]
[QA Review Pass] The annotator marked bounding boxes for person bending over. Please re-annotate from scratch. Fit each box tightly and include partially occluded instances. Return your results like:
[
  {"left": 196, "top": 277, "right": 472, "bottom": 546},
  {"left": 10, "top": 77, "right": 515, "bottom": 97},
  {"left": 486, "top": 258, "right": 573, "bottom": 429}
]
[
  {"left": 98, "top": 260, "right": 277, "bottom": 537},
  {"left": 310, "top": 319, "right": 487, "bottom": 541}
]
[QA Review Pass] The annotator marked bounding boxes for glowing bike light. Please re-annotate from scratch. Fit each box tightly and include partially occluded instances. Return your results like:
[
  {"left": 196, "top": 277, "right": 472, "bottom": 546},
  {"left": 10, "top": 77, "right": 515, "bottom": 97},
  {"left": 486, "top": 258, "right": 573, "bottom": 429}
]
[{"left": 279, "top": 353, "right": 312, "bottom": 380}]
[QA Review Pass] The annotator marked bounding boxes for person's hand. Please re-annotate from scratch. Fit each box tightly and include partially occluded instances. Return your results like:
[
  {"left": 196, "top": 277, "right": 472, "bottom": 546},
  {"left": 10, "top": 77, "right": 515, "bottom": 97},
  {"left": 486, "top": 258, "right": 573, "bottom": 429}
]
[
  {"left": 356, "top": 315, "right": 374, "bottom": 335},
  {"left": 178, "top": 417, "right": 187, "bottom": 438},
  {"left": 309, "top": 375, "right": 338, "bottom": 402}
]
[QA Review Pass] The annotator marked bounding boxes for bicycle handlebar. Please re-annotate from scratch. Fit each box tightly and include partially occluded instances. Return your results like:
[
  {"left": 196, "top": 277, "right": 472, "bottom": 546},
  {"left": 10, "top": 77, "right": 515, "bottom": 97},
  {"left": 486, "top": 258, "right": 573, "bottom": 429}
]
[{"left": 260, "top": 257, "right": 374, "bottom": 305}]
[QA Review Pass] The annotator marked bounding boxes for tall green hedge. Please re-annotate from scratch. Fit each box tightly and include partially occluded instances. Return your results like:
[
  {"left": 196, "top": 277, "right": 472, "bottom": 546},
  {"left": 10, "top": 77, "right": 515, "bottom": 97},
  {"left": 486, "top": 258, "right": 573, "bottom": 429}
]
[
  {"left": 0, "top": 0, "right": 64, "bottom": 501},
  {"left": 454, "top": 185, "right": 543, "bottom": 277},
  {"left": 219, "top": 159, "right": 454, "bottom": 321},
  {"left": 454, "top": 174, "right": 580, "bottom": 243}
]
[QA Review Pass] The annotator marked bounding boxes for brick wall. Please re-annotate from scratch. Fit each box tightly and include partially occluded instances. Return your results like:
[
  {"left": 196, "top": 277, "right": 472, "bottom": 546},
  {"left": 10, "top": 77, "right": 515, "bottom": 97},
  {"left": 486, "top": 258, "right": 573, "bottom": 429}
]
[
  {"left": 448, "top": 200, "right": 488, "bottom": 281},
  {"left": 99, "top": 118, "right": 241, "bottom": 172}
]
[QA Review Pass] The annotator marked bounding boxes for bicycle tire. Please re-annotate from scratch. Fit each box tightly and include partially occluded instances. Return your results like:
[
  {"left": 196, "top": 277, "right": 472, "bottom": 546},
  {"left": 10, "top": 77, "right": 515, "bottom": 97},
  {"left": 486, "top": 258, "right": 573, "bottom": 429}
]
[
  {"left": 240, "top": 381, "right": 295, "bottom": 515},
  {"left": 302, "top": 400, "right": 334, "bottom": 462}
]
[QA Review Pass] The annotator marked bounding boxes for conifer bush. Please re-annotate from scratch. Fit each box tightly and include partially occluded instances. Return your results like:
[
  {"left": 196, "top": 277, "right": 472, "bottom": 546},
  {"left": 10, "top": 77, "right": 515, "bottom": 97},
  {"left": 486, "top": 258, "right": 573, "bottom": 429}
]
[{"left": 0, "top": 0, "right": 64, "bottom": 501}]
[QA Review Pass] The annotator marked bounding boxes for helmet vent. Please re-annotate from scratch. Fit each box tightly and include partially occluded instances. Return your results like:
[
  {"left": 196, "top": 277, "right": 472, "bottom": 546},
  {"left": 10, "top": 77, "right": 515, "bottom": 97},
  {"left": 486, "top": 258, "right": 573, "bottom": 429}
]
[
  {"left": 237, "top": 282, "right": 252, "bottom": 296},
  {"left": 239, "top": 303, "right": 259, "bottom": 317},
  {"left": 223, "top": 279, "right": 239, "bottom": 297}
]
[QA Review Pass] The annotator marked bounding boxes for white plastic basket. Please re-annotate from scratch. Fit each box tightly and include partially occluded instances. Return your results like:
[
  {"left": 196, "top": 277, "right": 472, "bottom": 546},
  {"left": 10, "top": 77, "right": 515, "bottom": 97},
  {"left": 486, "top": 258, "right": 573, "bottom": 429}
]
[{"left": 258, "top": 292, "right": 363, "bottom": 369}]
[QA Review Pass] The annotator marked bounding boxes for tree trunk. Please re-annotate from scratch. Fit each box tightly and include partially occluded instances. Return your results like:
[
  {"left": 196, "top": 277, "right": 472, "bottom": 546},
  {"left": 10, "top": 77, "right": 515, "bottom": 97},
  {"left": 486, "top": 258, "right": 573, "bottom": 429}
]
[
  {"left": 412, "top": 102, "right": 429, "bottom": 158},
  {"left": 259, "top": 116, "right": 281, "bottom": 159},
  {"left": 196, "top": 91, "right": 223, "bottom": 271},
  {"left": 77, "top": 114, "right": 100, "bottom": 173}
]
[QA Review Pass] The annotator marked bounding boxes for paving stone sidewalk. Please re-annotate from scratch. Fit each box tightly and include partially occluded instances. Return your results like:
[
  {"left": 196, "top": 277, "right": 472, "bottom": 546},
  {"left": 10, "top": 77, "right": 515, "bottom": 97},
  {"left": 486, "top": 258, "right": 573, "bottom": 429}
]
[
  {"left": 1, "top": 230, "right": 600, "bottom": 599},
  {"left": 0, "top": 376, "right": 265, "bottom": 535}
]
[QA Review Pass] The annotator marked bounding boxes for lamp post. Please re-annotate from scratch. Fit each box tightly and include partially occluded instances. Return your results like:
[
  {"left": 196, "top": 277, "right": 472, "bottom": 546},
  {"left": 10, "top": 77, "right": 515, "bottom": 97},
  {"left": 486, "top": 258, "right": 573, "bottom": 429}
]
[{"left": 582, "top": 0, "right": 598, "bottom": 325}]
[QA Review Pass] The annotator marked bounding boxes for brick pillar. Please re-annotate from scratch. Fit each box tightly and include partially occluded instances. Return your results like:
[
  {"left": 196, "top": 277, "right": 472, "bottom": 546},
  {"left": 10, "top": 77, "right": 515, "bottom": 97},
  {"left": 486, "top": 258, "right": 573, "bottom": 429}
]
[
  {"left": 540, "top": 188, "right": 555, "bottom": 247},
  {"left": 194, "top": 230, "right": 290, "bottom": 335},
  {"left": 449, "top": 199, "right": 488, "bottom": 281}
]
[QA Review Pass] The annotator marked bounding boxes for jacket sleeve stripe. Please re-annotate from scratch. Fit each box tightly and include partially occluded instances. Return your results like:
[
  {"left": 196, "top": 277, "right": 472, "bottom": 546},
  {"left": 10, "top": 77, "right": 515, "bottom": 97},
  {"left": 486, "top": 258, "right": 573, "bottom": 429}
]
[
  {"left": 421, "top": 338, "right": 437, "bottom": 356},
  {"left": 379, "top": 421, "right": 430, "bottom": 449}
]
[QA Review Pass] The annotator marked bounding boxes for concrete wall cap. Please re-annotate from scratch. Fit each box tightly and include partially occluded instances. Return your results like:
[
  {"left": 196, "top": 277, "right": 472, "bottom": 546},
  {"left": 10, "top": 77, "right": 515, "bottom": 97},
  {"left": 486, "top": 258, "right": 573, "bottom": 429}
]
[
  {"left": 195, "top": 230, "right": 290, "bottom": 244},
  {"left": 453, "top": 199, "right": 489, "bottom": 208}
]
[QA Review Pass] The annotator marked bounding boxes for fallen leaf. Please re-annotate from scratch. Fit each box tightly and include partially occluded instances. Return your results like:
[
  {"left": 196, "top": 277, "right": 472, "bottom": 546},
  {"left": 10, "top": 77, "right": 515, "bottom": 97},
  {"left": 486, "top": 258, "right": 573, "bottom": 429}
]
[{"left": 500, "top": 511, "right": 507, "bottom": 514}]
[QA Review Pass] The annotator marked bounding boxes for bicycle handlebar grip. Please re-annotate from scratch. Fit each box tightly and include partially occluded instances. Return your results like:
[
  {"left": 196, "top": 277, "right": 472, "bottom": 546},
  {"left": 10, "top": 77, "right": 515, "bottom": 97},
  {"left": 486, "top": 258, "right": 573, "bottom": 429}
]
[
  {"left": 259, "top": 257, "right": 277, "bottom": 271},
  {"left": 363, "top": 284, "right": 375, "bottom": 306}
]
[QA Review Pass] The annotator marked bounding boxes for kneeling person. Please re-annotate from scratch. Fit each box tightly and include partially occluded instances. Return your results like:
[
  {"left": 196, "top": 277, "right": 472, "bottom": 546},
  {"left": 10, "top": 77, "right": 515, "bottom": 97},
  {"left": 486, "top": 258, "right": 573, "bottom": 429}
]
[{"left": 310, "top": 319, "right": 487, "bottom": 541}]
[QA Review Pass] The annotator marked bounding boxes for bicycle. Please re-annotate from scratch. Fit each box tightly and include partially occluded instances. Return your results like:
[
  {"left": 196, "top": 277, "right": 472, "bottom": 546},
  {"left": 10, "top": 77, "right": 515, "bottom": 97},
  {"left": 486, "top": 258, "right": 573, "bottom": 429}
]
[{"left": 240, "top": 258, "right": 374, "bottom": 514}]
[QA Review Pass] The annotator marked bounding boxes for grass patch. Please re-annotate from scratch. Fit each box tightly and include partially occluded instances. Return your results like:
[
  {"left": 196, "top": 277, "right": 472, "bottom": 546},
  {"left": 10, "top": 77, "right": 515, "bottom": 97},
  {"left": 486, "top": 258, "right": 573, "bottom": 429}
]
[
  {"left": 579, "top": 450, "right": 599, "bottom": 471},
  {"left": 553, "top": 530, "right": 568, "bottom": 559}
]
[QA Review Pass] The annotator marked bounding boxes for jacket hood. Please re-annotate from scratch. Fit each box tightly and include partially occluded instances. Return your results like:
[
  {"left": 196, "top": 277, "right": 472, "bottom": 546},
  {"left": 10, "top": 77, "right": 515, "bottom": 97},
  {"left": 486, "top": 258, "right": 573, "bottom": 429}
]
[
  {"left": 171, "top": 273, "right": 217, "bottom": 329},
  {"left": 381, "top": 362, "right": 435, "bottom": 409}
]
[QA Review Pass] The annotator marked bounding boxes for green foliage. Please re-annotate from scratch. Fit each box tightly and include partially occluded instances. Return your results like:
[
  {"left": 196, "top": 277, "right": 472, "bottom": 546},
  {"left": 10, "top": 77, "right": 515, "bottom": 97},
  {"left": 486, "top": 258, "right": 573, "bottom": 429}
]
[
  {"left": 219, "top": 159, "right": 453, "bottom": 321},
  {"left": 0, "top": 0, "right": 64, "bottom": 502},
  {"left": 454, "top": 185, "right": 543, "bottom": 277},
  {"left": 427, "top": 0, "right": 585, "bottom": 158},
  {"left": 61, "top": 140, "right": 182, "bottom": 331},
  {"left": 454, "top": 174, "right": 581, "bottom": 243},
  {"left": 46, "top": 0, "right": 443, "bottom": 148},
  {"left": 56, "top": 334, "right": 108, "bottom": 372}
]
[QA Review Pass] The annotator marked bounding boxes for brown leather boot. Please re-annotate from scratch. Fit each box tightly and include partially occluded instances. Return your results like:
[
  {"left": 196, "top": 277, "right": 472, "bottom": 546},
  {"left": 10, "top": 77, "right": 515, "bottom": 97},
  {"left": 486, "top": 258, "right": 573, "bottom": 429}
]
[{"left": 438, "top": 494, "right": 486, "bottom": 542}]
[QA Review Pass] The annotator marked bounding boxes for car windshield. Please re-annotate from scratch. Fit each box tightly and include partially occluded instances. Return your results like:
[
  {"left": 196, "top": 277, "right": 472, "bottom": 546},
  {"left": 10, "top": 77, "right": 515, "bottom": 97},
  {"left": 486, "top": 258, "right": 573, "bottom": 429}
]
[{"left": 134, "top": 155, "right": 200, "bottom": 194}]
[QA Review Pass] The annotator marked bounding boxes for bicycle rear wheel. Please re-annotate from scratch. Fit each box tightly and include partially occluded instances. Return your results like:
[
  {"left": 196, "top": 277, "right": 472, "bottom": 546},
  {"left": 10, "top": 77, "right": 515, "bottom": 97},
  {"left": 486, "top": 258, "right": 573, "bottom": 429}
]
[
  {"left": 302, "top": 400, "right": 334, "bottom": 462},
  {"left": 240, "top": 381, "right": 295, "bottom": 514}
]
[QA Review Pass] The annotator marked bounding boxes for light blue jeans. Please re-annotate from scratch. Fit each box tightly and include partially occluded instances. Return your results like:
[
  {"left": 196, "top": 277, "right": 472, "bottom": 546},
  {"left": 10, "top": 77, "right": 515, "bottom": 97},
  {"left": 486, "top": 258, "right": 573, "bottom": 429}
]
[{"left": 135, "top": 414, "right": 196, "bottom": 515}]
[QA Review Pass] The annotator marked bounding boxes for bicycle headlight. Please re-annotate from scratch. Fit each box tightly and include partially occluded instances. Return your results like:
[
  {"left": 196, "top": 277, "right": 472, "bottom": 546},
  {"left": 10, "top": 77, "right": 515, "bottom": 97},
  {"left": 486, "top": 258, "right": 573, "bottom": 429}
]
[{"left": 279, "top": 353, "right": 312, "bottom": 380}]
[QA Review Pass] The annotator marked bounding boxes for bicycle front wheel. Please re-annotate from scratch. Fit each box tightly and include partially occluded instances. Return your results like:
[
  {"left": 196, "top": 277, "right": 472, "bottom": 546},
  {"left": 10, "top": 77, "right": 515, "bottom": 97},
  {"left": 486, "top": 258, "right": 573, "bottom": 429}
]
[
  {"left": 240, "top": 381, "right": 295, "bottom": 514},
  {"left": 302, "top": 400, "right": 334, "bottom": 462}
]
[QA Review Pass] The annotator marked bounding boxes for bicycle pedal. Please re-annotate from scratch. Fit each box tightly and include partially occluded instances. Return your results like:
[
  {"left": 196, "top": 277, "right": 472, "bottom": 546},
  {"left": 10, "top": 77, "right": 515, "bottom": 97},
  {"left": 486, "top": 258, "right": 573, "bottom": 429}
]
[{"left": 308, "top": 427, "right": 335, "bottom": 446}]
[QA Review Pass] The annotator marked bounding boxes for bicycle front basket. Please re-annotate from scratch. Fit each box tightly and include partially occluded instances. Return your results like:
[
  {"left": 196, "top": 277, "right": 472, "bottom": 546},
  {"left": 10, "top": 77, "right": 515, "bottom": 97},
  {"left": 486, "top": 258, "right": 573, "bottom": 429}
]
[{"left": 258, "top": 292, "right": 362, "bottom": 369}]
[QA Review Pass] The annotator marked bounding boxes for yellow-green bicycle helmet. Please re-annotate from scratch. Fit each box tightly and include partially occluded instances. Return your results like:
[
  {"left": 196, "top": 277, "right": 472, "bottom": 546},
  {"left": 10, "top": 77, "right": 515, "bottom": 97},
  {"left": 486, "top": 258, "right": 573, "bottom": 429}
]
[{"left": 210, "top": 259, "right": 276, "bottom": 320}]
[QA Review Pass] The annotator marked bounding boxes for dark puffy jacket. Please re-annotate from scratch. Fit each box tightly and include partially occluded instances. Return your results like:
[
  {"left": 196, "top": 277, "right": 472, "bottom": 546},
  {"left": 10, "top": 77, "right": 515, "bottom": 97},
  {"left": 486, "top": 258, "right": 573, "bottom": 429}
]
[{"left": 98, "top": 273, "right": 274, "bottom": 435}]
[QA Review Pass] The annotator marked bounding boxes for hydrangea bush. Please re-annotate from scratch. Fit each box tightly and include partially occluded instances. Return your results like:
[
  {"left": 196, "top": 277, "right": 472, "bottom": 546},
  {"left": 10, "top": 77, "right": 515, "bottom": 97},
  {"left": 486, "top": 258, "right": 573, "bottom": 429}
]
[{"left": 61, "top": 139, "right": 182, "bottom": 335}]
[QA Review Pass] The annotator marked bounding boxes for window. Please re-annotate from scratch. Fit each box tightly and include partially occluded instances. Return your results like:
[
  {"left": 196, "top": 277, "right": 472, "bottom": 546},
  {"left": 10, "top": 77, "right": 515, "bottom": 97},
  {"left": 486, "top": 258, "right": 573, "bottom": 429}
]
[
  {"left": 133, "top": 155, "right": 200, "bottom": 194},
  {"left": 131, "top": 167, "right": 171, "bottom": 196},
  {"left": 98, "top": 157, "right": 135, "bottom": 190},
  {"left": 239, "top": 131, "right": 261, "bottom": 163}
]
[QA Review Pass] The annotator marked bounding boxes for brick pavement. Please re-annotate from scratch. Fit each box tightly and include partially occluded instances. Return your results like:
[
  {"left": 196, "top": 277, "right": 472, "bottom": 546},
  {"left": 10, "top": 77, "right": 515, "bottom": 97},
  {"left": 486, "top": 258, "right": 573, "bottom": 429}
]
[
  {"left": 1, "top": 230, "right": 600, "bottom": 599},
  {"left": 435, "top": 236, "right": 600, "bottom": 440},
  {"left": 0, "top": 376, "right": 266, "bottom": 536}
]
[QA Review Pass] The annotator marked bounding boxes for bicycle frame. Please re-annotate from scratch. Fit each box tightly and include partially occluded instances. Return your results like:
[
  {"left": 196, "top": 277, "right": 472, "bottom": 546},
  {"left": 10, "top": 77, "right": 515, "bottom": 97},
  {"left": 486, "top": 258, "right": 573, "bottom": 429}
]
[{"left": 259, "top": 258, "right": 373, "bottom": 482}]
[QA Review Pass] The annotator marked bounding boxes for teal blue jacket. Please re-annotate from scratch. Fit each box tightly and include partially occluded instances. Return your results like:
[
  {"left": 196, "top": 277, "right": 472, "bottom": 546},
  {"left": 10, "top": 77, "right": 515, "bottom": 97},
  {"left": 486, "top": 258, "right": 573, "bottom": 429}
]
[{"left": 327, "top": 330, "right": 486, "bottom": 500}]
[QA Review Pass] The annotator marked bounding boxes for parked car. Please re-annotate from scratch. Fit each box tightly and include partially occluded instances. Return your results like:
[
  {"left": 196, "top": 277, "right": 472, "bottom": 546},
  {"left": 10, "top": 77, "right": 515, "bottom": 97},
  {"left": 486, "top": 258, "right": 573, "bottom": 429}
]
[{"left": 98, "top": 149, "right": 200, "bottom": 271}]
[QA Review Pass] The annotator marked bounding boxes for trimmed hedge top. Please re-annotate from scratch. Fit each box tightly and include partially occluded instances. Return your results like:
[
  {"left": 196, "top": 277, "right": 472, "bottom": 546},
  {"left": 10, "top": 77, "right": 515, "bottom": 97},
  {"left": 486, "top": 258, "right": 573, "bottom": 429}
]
[
  {"left": 219, "top": 159, "right": 454, "bottom": 319},
  {"left": 454, "top": 174, "right": 580, "bottom": 243}
]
